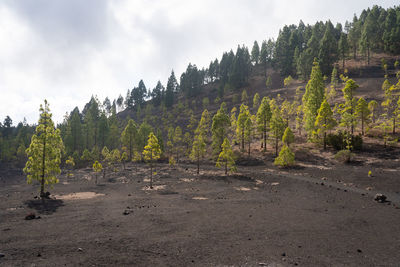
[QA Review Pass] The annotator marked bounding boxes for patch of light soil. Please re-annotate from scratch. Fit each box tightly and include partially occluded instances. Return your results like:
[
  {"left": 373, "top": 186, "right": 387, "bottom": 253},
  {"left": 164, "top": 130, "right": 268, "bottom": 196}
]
[
  {"left": 180, "top": 178, "right": 195, "bottom": 182},
  {"left": 192, "top": 197, "right": 208, "bottom": 200},
  {"left": 234, "top": 187, "right": 251, "bottom": 191},
  {"left": 54, "top": 192, "right": 105, "bottom": 200},
  {"left": 271, "top": 182, "right": 280, "bottom": 186},
  {"left": 143, "top": 178, "right": 151, "bottom": 182},
  {"left": 255, "top": 179, "right": 263, "bottom": 185},
  {"left": 142, "top": 185, "right": 166, "bottom": 191},
  {"left": 297, "top": 163, "right": 332, "bottom": 170},
  {"left": 62, "top": 182, "right": 70, "bottom": 185}
]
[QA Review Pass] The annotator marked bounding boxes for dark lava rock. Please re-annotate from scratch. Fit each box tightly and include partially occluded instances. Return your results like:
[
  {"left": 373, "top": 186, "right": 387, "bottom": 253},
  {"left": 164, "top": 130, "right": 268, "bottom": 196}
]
[
  {"left": 37, "top": 253, "right": 41, "bottom": 257},
  {"left": 281, "top": 252, "right": 286, "bottom": 257},
  {"left": 374, "top": 194, "right": 387, "bottom": 203},
  {"left": 0, "top": 253, "right": 5, "bottom": 258},
  {"left": 25, "top": 213, "right": 36, "bottom": 220},
  {"left": 123, "top": 210, "right": 130, "bottom": 215},
  {"left": 357, "top": 249, "right": 362, "bottom": 253}
]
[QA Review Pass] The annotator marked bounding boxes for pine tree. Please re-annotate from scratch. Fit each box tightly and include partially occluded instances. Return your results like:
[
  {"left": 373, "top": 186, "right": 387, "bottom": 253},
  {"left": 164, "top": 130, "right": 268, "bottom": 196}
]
[
  {"left": 244, "top": 116, "right": 253, "bottom": 156},
  {"left": 269, "top": 107, "right": 286, "bottom": 156},
  {"left": 381, "top": 79, "right": 400, "bottom": 134},
  {"left": 314, "top": 100, "right": 337, "bottom": 149},
  {"left": 211, "top": 103, "right": 230, "bottom": 157},
  {"left": 338, "top": 32, "right": 349, "bottom": 70},
  {"left": 92, "top": 160, "right": 102, "bottom": 185},
  {"left": 216, "top": 138, "right": 236, "bottom": 175},
  {"left": 143, "top": 132, "right": 161, "bottom": 188},
  {"left": 237, "top": 104, "right": 251, "bottom": 151},
  {"left": 274, "top": 144, "right": 295, "bottom": 167},
  {"left": 256, "top": 97, "right": 272, "bottom": 152},
  {"left": 302, "top": 60, "right": 325, "bottom": 138},
  {"left": 24, "top": 100, "right": 64, "bottom": 197},
  {"left": 339, "top": 79, "right": 359, "bottom": 136},
  {"left": 251, "top": 40, "right": 260, "bottom": 64},
  {"left": 253, "top": 93, "right": 260, "bottom": 110},
  {"left": 241, "top": 89, "right": 248, "bottom": 105},
  {"left": 190, "top": 133, "right": 206, "bottom": 174},
  {"left": 355, "top": 97, "right": 371, "bottom": 135},
  {"left": 121, "top": 119, "right": 137, "bottom": 161},
  {"left": 173, "top": 126, "right": 183, "bottom": 162},
  {"left": 368, "top": 100, "right": 378, "bottom": 123},
  {"left": 282, "top": 127, "right": 295, "bottom": 146}
]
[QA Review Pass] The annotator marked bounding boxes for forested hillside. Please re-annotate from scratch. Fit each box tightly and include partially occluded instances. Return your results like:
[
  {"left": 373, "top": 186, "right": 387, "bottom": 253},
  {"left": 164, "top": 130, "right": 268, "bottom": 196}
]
[{"left": 1, "top": 5, "right": 400, "bottom": 167}]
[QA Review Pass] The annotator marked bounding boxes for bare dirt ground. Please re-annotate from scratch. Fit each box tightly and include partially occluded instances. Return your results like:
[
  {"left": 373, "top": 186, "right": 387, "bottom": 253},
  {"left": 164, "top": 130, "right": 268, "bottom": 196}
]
[{"left": 1, "top": 143, "right": 400, "bottom": 266}]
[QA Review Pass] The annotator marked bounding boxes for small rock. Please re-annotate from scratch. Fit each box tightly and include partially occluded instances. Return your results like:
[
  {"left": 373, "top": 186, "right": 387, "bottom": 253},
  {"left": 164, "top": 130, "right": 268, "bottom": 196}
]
[
  {"left": 77, "top": 248, "right": 83, "bottom": 252},
  {"left": 321, "top": 183, "right": 324, "bottom": 186},
  {"left": 123, "top": 210, "right": 130, "bottom": 215},
  {"left": 37, "top": 253, "right": 41, "bottom": 257},
  {"left": 258, "top": 263, "right": 267, "bottom": 266},
  {"left": 36, "top": 216, "right": 41, "bottom": 219},
  {"left": 25, "top": 213, "right": 36, "bottom": 220},
  {"left": 357, "top": 249, "right": 362, "bottom": 253},
  {"left": 344, "top": 190, "right": 347, "bottom": 192},
  {"left": 281, "top": 252, "right": 286, "bottom": 257},
  {"left": 128, "top": 194, "right": 131, "bottom": 196},
  {"left": 0, "top": 253, "right": 5, "bottom": 258},
  {"left": 374, "top": 194, "right": 387, "bottom": 203}
]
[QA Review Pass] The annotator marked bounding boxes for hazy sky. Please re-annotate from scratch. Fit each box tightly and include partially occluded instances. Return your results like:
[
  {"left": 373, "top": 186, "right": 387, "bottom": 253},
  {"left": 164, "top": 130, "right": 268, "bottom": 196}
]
[{"left": 0, "top": 0, "right": 398, "bottom": 124}]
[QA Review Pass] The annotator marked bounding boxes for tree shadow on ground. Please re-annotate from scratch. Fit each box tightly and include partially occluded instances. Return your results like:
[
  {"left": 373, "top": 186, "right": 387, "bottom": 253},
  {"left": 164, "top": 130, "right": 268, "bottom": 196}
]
[{"left": 24, "top": 198, "right": 64, "bottom": 215}]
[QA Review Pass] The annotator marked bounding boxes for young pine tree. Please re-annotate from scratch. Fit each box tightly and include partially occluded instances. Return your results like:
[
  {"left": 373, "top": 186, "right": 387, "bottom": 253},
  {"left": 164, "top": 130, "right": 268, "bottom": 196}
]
[
  {"left": 355, "top": 97, "right": 371, "bottom": 135},
  {"left": 339, "top": 79, "right": 359, "bottom": 137},
  {"left": 314, "top": 100, "right": 337, "bottom": 149},
  {"left": 211, "top": 103, "right": 230, "bottom": 157},
  {"left": 92, "top": 160, "right": 102, "bottom": 185},
  {"left": 216, "top": 138, "right": 236, "bottom": 175},
  {"left": 302, "top": 60, "right": 325, "bottom": 139},
  {"left": 143, "top": 132, "right": 161, "bottom": 188},
  {"left": 269, "top": 107, "right": 286, "bottom": 156},
  {"left": 190, "top": 134, "right": 206, "bottom": 174},
  {"left": 274, "top": 144, "right": 295, "bottom": 167},
  {"left": 121, "top": 119, "right": 137, "bottom": 161},
  {"left": 256, "top": 97, "right": 272, "bottom": 152},
  {"left": 24, "top": 100, "right": 64, "bottom": 198},
  {"left": 237, "top": 104, "right": 251, "bottom": 151}
]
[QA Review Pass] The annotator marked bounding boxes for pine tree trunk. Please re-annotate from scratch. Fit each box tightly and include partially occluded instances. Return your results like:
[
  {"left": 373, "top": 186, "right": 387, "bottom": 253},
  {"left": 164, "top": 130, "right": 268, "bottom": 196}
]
[
  {"left": 197, "top": 151, "right": 200, "bottom": 175},
  {"left": 275, "top": 135, "right": 278, "bottom": 157},
  {"left": 150, "top": 164, "right": 153, "bottom": 189},
  {"left": 41, "top": 122, "right": 47, "bottom": 198},
  {"left": 324, "top": 132, "right": 327, "bottom": 150},
  {"left": 241, "top": 129, "right": 244, "bottom": 151},
  {"left": 225, "top": 160, "right": 228, "bottom": 175},
  {"left": 263, "top": 122, "right": 267, "bottom": 152}
]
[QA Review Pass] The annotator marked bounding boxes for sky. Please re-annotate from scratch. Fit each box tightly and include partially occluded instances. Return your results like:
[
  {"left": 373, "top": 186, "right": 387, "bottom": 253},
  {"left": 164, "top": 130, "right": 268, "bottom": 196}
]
[{"left": 0, "top": 0, "right": 398, "bottom": 125}]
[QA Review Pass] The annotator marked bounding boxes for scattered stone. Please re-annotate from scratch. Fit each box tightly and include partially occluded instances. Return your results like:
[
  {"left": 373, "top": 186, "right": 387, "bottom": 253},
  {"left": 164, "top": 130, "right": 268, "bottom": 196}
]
[
  {"left": 374, "top": 194, "right": 387, "bottom": 203},
  {"left": 281, "top": 252, "right": 286, "bottom": 257},
  {"left": 344, "top": 190, "right": 347, "bottom": 192},
  {"left": 25, "top": 213, "right": 36, "bottom": 220},
  {"left": 128, "top": 194, "right": 131, "bottom": 196},
  {"left": 361, "top": 193, "right": 365, "bottom": 196},
  {"left": 357, "top": 249, "right": 362, "bottom": 253},
  {"left": 366, "top": 187, "right": 373, "bottom": 191},
  {"left": 123, "top": 210, "right": 130, "bottom": 215},
  {"left": 0, "top": 253, "right": 5, "bottom": 258},
  {"left": 321, "top": 183, "right": 324, "bottom": 186},
  {"left": 78, "top": 248, "right": 83, "bottom": 252},
  {"left": 258, "top": 263, "right": 267, "bottom": 266},
  {"left": 37, "top": 253, "right": 41, "bottom": 257}
]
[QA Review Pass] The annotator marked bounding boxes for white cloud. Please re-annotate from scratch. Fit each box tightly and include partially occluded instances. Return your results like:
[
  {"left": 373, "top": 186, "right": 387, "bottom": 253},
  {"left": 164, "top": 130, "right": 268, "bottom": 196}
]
[{"left": 0, "top": 0, "right": 398, "bottom": 124}]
